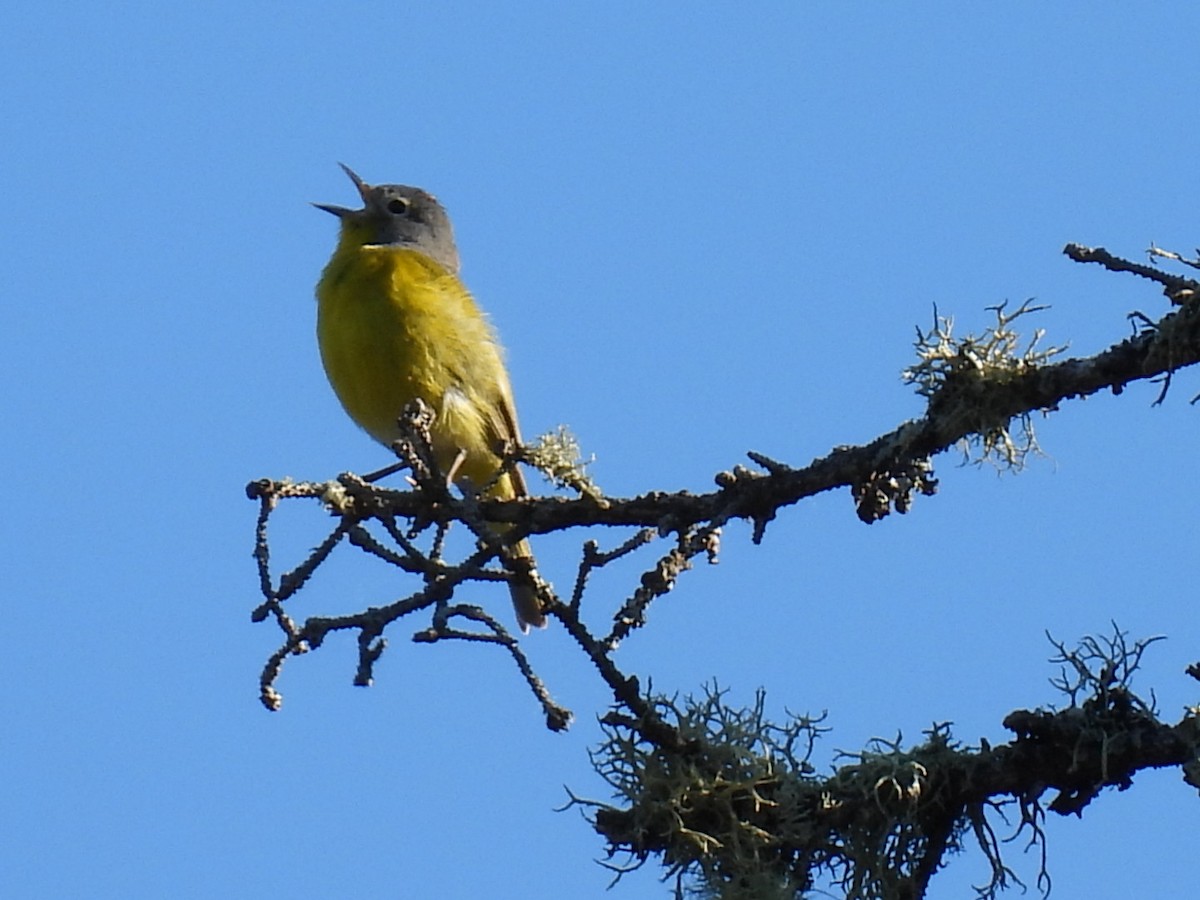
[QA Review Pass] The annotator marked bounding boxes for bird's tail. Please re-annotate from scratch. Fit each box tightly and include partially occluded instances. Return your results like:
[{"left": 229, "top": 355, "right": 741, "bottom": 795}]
[
  {"left": 486, "top": 467, "right": 546, "bottom": 633},
  {"left": 505, "top": 536, "right": 546, "bottom": 633}
]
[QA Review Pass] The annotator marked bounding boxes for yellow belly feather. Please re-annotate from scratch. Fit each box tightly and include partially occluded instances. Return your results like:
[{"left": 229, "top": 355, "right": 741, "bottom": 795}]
[{"left": 317, "top": 245, "right": 509, "bottom": 490}]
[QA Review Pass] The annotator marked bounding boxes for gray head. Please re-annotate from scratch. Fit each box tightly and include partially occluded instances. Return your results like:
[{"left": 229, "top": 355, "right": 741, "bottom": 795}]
[{"left": 314, "top": 163, "right": 461, "bottom": 274}]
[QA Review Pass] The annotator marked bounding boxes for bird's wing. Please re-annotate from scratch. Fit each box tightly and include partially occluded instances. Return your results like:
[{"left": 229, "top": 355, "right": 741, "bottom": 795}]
[{"left": 486, "top": 374, "right": 530, "bottom": 500}]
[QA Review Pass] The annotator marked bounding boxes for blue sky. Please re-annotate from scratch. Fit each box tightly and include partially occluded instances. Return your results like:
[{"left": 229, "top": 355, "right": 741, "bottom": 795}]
[{"left": 3, "top": 4, "right": 1198, "bottom": 898}]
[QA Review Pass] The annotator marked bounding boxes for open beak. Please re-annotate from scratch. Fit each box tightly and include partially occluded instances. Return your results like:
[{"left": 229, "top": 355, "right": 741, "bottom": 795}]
[{"left": 313, "top": 163, "right": 372, "bottom": 217}]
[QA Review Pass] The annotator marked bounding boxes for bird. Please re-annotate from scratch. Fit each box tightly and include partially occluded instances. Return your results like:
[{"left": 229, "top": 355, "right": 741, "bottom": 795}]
[{"left": 314, "top": 164, "right": 545, "bottom": 632}]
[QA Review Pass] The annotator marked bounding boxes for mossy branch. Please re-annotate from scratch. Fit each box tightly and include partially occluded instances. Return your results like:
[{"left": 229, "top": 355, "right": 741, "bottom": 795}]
[{"left": 581, "top": 628, "right": 1199, "bottom": 900}]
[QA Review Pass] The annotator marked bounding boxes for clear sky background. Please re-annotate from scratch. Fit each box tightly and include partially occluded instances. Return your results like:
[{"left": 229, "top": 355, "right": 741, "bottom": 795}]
[{"left": 3, "top": 4, "right": 1198, "bottom": 898}]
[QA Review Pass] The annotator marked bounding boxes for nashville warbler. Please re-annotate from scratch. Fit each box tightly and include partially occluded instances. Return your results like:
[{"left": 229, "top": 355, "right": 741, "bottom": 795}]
[{"left": 314, "top": 165, "right": 545, "bottom": 632}]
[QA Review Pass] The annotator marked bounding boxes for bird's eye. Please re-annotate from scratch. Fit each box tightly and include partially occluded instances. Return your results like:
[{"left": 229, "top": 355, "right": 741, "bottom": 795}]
[{"left": 387, "top": 197, "right": 410, "bottom": 215}]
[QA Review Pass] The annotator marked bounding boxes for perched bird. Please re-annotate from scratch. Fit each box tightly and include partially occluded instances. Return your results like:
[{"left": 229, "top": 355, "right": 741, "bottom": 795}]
[{"left": 314, "top": 165, "right": 545, "bottom": 632}]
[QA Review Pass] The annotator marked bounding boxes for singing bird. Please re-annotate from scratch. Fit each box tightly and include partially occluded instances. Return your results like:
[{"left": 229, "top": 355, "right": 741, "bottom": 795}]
[{"left": 314, "top": 165, "right": 545, "bottom": 632}]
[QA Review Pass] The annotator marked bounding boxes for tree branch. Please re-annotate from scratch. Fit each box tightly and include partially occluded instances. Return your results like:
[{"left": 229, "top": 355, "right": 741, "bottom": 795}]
[{"left": 247, "top": 242, "right": 1200, "bottom": 896}]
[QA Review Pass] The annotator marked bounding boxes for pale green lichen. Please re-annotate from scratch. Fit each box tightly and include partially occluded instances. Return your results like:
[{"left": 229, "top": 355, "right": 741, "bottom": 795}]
[{"left": 903, "top": 300, "right": 1066, "bottom": 470}]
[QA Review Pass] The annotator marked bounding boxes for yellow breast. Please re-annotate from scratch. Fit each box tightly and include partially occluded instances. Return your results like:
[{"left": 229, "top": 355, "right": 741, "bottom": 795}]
[{"left": 316, "top": 244, "right": 510, "bottom": 485}]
